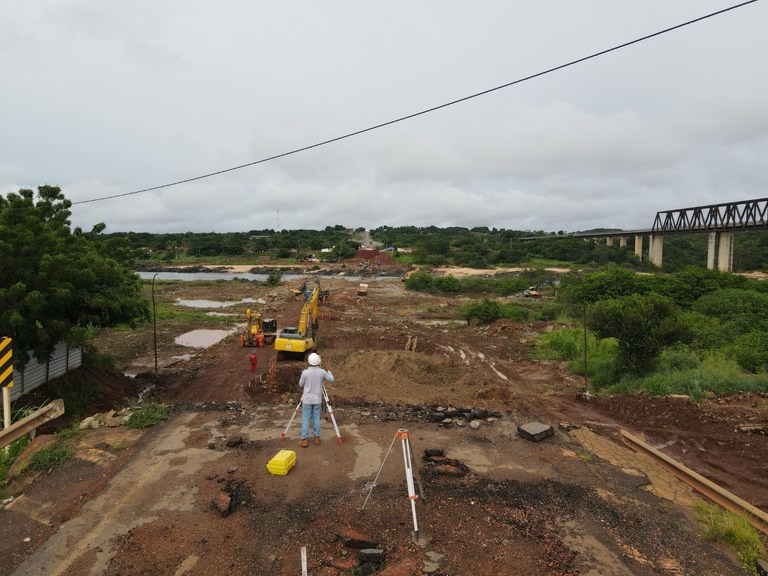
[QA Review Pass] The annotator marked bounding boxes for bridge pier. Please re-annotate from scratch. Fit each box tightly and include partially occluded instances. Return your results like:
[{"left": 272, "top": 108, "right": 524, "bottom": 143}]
[
  {"left": 649, "top": 234, "right": 664, "bottom": 268},
  {"left": 634, "top": 235, "right": 643, "bottom": 260},
  {"left": 707, "top": 231, "right": 734, "bottom": 272}
]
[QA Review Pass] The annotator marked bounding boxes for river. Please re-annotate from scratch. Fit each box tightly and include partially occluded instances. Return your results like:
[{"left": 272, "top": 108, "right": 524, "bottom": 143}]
[{"left": 135, "top": 271, "right": 400, "bottom": 282}]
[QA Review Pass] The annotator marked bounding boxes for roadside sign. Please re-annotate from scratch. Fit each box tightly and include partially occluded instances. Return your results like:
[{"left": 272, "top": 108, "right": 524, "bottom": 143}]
[{"left": 0, "top": 337, "right": 13, "bottom": 388}]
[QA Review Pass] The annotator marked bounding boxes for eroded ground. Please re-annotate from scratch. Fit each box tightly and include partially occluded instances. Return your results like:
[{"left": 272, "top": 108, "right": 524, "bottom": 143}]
[{"left": 2, "top": 275, "right": 767, "bottom": 575}]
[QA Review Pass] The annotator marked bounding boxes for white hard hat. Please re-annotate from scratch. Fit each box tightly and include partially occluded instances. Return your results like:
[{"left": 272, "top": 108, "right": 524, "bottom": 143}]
[{"left": 308, "top": 352, "right": 321, "bottom": 366}]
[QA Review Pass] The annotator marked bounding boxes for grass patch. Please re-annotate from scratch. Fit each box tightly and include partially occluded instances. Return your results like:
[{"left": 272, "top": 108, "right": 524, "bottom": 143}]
[
  {"left": 0, "top": 437, "right": 31, "bottom": 492},
  {"left": 534, "top": 327, "right": 619, "bottom": 390},
  {"left": 577, "top": 449, "right": 593, "bottom": 463},
  {"left": 57, "top": 424, "right": 84, "bottom": 442},
  {"left": 125, "top": 402, "right": 171, "bottom": 429},
  {"left": 694, "top": 501, "right": 765, "bottom": 573},
  {"left": 537, "top": 327, "right": 768, "bottom": 398},
  {"left": 606, "top": 354, "right": 768, "bottom": 400},
  {"left": 28, "top": 444, "right": 75, "bottom": 472}
]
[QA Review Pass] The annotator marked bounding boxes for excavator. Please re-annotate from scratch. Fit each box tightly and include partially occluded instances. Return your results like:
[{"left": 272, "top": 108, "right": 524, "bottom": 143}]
[
  {"left": 289, "top": 280, "right": 307, "bottom": 297},
  {"left": 240, "top": 309, "right": 277, "bottom": 347},
  {"left": 523, "top": 279, "right": 558, "bottom": 298},
  {"left": 290, "top": 277, "right": 330, "bottom": 301},
  {"left": 274, "top": 282, "right": 319, "bottom": 358}
]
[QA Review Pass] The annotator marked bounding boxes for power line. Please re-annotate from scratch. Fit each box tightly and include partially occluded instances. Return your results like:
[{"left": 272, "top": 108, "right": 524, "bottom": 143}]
[{"left": 72, "top": 0, "right": 759, "bottom": 206}]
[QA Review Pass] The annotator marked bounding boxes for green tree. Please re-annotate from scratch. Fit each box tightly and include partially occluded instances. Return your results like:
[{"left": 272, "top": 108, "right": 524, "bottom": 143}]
[
  {"left": 691, "top": 289, "right": 768, "bottom": 335},
  {"left": 665, "top": 266, "right": 745, "bottom": 308},
  {"left": 0, "top": 186, "right": 149, "bottom": 367},
  {"left": 588, "top": 293, "right": 689, "bottom": 375},
  {"left": 404, "top": 271, "right": 434, "bottom": 292}
]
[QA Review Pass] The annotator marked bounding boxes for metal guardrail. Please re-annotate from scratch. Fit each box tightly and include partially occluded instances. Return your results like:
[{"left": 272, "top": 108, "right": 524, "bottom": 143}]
[
  {"left": 0, "top": 399, "right": 65, "bottom": 449},
  {"left": 620, "top": 429, "right": 768, "bottom": 536}
]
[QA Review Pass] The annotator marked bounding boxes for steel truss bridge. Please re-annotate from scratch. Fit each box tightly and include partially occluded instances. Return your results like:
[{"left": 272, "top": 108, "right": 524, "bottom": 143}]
[
  {"left": 652, "top": 198, "right": 768, "bottom": 234},
  {"left": 522, "top": 198, "right": 768, "bottom": 271}
]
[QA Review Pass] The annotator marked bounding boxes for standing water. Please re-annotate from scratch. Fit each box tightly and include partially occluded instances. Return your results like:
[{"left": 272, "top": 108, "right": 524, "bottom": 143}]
[{"left": 174, "top": 328, "right": 240, "bottom": 348}]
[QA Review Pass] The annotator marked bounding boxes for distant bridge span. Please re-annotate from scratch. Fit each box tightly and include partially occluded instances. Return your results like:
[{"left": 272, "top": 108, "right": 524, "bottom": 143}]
[
  {"left": 652, "top": 198, "right": 768, "bottom": 234},
  {"left": 522, "top": 198, "right": 768, "bottom": 271}
]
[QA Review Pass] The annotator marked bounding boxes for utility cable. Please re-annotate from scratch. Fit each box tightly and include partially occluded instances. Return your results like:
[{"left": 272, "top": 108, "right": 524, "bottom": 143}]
[{"left": 72, "top": 0, "right": 759, "bottom": 206}]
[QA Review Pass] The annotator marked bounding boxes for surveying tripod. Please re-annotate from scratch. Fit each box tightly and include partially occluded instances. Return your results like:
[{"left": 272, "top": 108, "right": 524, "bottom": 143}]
[
  {"left": 282, "top": 383, "right": 342, "bottom": 444},
  {"left": 361, "top": 428, "right": 426, "bottom": 541}
]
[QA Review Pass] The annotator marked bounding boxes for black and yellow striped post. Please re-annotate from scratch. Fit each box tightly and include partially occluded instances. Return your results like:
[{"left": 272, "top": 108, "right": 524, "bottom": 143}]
[{"left": 1, "top": 337, "right": 13, "bottom": 430}]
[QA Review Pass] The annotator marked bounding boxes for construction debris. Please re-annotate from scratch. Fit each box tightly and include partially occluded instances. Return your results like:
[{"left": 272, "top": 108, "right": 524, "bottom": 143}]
[{"left": 518, "top": 422, "right": 555, "bottom": 442}]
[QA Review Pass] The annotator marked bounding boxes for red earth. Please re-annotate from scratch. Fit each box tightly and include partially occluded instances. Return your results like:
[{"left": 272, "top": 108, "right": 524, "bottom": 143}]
[{"left": 2, "top": 276, "right": 766, "bottom": 575}]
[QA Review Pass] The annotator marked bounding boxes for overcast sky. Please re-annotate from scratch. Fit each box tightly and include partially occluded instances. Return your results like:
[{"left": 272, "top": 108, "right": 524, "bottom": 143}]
[{"left": 2, "top": 1, "right": 766, "bottom": 234}]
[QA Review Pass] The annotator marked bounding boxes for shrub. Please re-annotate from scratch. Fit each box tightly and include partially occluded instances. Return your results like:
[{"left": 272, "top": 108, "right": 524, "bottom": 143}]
[
  {"left": 432, "top": 275, "right": 461, "bottom": 292},
  {"left": 265, "top": 270, "right": 283, "bottom": 286},
  {"left": 82, "top": 343, "right": 116, "bottom": 370},
  {"left": 404, "top": 271, "right": 434, "bottom": 292},
  {"left": 461, "top": 299, "right": 504, "bottom": 324},
  {"left": 692, "top": 289, "right": 768, "bottom": 335},
  {"left": 532, "top": 301, "right": 563, "bottom": 322},
  {"left": 683, "top": 311, "right": 733, "bottom": 351},
  {"left": 460, "top": 299, "right": 530, "bottom": 325},
  {"left": 125, "top": 402, "right": 171, "bottom": 429},
  {"left": 43, "top": 376, "right": 102, "bottom": 419},
  {"left": 658, "top": 348, "right": 702, "bottom": 372},
  {"left": 730, "top": 331, "right": 768, "bottom": 373}
]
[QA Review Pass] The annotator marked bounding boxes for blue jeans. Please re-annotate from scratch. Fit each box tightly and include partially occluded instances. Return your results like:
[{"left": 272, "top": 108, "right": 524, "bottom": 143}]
[{"left": 301, "top": 403, "right": 321, "bottom": 439}]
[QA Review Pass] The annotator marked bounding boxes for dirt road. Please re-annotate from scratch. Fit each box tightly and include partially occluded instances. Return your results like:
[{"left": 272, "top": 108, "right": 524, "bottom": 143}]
[{"left": 3, "top": 277, "right": 767, "bottom": 575}]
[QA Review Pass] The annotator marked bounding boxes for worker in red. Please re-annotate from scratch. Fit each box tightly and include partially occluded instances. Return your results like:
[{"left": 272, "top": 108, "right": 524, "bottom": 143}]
[{"left": 249, "top": 352, "right": 258, "bottom": 372}]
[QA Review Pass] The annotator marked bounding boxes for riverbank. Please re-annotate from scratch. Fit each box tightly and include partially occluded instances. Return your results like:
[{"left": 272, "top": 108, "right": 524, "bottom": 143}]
[{"left": 135, "top": 263, "right": 409, "bottom": 277}]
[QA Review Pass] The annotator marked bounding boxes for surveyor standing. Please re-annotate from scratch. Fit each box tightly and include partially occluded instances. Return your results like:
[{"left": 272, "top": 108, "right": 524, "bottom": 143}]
[
  {"left": 249, "top": 352, "right": 258, "bottom": 372},
  {"left": 298, "top": 352, "right": 334, "bottom": 447}
]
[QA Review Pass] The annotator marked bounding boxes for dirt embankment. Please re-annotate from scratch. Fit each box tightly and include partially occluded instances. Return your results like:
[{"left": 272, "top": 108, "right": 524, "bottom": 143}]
[{"left": 2, "top": 277, "right": 766, "bottom": 575}]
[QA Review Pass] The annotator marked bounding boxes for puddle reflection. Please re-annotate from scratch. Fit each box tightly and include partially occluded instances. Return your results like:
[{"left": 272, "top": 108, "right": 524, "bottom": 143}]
[
  {"left": 176, "top": 297, "right": 266, "bottom": 308},
  {"left": 175, "top": 328, "right": 238, "bottom": 348}
]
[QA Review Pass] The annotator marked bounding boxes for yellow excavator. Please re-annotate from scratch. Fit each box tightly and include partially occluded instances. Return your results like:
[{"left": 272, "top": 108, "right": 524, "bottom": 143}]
[
  {"left": 240, "top": 309, "right": 277, "bottom": 347},
  {"left": 289, "top": 280, "right": 307, "bottom": 297},
  {"left": 523, "top": 279, "right": 558, "bottom": 298},
  {"left": 274, "top": 283, "right": 319, "bottom": 358},
  {"left": 291, "top": 277, "right": 330, "bottom": 301}
]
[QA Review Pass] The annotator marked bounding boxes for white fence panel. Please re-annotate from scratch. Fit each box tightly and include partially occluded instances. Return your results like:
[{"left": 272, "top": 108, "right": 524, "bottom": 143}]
[{"left": 10, "top": 343, "right": 82, "bottom": 402}]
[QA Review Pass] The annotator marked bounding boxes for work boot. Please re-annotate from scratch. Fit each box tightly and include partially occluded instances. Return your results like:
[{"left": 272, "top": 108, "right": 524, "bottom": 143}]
[
  {"left": 313, "top": 437, "right": 321, "bottom": 445},
  {"left": 298, "top": 438, "right": 309, "bottom": 448}
]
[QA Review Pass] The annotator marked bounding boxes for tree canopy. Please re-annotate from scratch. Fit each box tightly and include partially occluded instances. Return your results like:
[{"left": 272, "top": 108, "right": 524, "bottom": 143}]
[{"left": 0, "top": 186, "right": 149, "bottom": 368}]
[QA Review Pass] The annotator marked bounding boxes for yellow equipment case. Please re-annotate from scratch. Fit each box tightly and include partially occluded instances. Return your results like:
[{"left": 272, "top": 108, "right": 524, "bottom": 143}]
[{"left": 267, "top": 449, "right": 296, "bottom": 476}]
